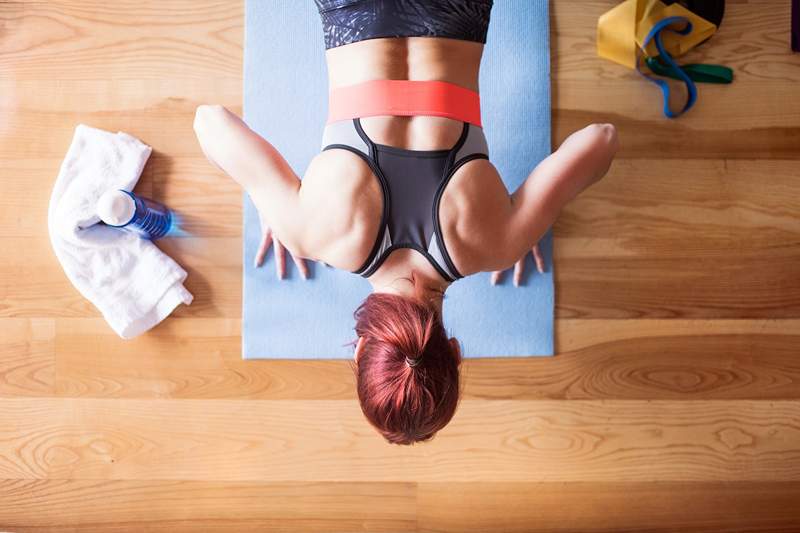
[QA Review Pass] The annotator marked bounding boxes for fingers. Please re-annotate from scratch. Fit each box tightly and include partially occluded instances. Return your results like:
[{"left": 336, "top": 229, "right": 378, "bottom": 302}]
[
  {"left": 491, "top": 245, "right": 545, "bottom": 287},
  {"left": 274, "top": 239, "right": 286, "bottom": 279},
  {"left": 255, "top": 229, "right": 273, "bottom": 268},
  {"left": 532, "top": 244, "right": 545, "bottom": 274},
  {"left": 291, "top": 254, "right": 309, "bottom": 280},
  {"left": 256, "top": 226, "right": 309, "bottom": 281},
  {"left": 513, "top": 258, "right": 524, "bottom": 287}
]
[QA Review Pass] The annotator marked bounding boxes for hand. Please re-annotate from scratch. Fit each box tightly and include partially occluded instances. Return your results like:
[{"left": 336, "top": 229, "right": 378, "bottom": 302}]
[
  {"left": 490, "top": 243, "right": 545, "bottom": 286},
  {"left": 254, "top": 215, "right": 309, "bottom": 280}
]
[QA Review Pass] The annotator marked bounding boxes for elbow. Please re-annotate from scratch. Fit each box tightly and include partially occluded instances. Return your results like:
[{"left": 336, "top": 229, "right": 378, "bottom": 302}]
[
  {"left": 588, "top": 123, "right": 619, "bottom": 156},
  {"left": 602, "top": 123, "right": 619, "bottom": 154},
  {"left": 585, "top": 123, "right": 619, "bottom": 184},
  {"left": 193, "top": 104, "right": 226, "bottom": 137}
]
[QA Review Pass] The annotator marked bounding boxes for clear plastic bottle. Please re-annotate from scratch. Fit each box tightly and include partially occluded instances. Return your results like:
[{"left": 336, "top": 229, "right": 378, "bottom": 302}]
[{"left": 96, "top": 189, "right": 173, "bottom": 240}]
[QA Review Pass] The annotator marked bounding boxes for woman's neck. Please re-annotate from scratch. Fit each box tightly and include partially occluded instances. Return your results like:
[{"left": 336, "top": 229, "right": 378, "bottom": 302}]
[{"left": 368, "top": 250, "right": 450, "bottom": 314}]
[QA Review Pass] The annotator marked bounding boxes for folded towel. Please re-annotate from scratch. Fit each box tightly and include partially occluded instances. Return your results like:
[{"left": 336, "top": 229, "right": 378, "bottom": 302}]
[{"left": 48, "top": 124, "right": 193, "bottom": 338}]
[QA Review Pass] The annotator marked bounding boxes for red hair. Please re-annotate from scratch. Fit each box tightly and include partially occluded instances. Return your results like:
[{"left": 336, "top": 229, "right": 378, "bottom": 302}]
[{"left": 350, "top": 292, "right": 462, "bottom": 445}]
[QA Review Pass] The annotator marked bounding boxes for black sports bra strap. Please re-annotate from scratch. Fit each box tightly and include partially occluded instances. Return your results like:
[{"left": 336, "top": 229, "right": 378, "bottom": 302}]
[{"left": 319, "top": 118, "right": 490, "bottom": 282}]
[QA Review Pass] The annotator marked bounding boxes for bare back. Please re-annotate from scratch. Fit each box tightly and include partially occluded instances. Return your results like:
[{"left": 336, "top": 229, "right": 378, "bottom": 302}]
[{"left": 301, "top": 37, "right": 512, "bottom": 280}]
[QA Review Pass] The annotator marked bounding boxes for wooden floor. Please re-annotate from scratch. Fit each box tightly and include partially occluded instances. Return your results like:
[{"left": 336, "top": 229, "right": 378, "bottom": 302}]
[{"left": 1, "top": 0, "right": 799, "bottom": 531}]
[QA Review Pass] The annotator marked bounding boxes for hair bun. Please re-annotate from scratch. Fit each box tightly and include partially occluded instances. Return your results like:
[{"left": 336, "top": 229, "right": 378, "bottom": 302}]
[{"left": 405, "top": 354, "right": 422, "bottom": 368}]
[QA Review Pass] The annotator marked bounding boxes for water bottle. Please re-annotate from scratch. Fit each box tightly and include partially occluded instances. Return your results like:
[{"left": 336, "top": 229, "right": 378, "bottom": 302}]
[{"left": 96, "top": 189, "right": 173, "bottom": 240}]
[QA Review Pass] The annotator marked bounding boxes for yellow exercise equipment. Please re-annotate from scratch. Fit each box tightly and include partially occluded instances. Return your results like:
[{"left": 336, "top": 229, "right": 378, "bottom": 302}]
[{"left": 597, "top": 0, "right": 717, "bottom": 69}]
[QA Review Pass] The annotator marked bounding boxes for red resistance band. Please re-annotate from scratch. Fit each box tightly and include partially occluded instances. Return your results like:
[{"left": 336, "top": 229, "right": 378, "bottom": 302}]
[{"left": 327, "top": 79, "right": 482, "bottom": 127}]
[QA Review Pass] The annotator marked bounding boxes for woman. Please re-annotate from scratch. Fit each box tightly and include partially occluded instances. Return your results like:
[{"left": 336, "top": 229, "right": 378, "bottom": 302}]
[{"left": 193, "top": 0, "right": 619, "bottom": 445}]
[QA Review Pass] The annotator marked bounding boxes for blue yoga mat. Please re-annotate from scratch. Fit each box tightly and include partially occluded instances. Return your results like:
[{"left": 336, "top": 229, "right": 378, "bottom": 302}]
[{"left": 242, "top": 0, "right": 553, "bottom": 359}]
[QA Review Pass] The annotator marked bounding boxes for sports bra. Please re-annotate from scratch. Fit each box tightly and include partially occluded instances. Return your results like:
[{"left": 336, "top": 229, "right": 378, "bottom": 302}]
[
  {"left": 320, "top": 117, "right": 490, "bottom": 282},
  {"left": 314, "top": 0, "right": 494, "bottom": 50}
]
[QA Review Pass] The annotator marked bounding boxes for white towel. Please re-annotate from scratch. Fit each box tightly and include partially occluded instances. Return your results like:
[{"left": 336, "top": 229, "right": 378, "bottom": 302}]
[{"left": 48, "top": 124, "right": 193, "bottom": 339}]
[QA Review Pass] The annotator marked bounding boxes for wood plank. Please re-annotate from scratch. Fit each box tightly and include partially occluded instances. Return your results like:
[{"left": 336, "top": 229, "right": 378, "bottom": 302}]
[
  {"left": 0, "top": 398, "right": 798, "bottom": 482},
  {"left": 552, "top": 0, "right": 800, "bottom": 158},
  {"left": 0, "top": 319, "right": 54, "bottom": 396},
  {"left": 52, "top": 318, "right": 800, "bottom": 400},
  {"left": 5, "top": 479, "right": 799, "bottom": 533},
  {"left": 0, "top": 479, "right": 415, "bottom": 533},
  {"left": 553, "top": 158, "right": 800, "bottom": 318},
  {"left": 2, "top": 79, "right": 241, "bottom": 109},
  {"left": 0, "top": 1, "right": 243, "bottom": 82},
  {"left": 53, "top": 317, "right": 249, "bottom": 399},
  {"left": 418, "top": 482, "right": 800, "bottom": 533},
  {"left": 555, "top": 106, "right": 800, "bottom": 160},
  {"left": 555, "top": 248, "right": 800, "bottom": 318},
  {"left": 469, "top": 320, "right": 800, "bottom": 400},
  {"left": 0, "top": 0, "right": 242, "bottom": 163},
  {"left": 3, "top": 479, "right": 800, "bottom": 533},
  {"left": 557, "top": 159, "right": 800, "bottom": 248}
]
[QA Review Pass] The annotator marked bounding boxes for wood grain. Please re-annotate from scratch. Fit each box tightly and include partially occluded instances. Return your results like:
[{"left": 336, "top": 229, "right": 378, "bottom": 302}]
[
  {"left": 0, "top": 1, "right": 243, "bottom": 81},
  {"left": 0, "top": 319, "right": 54, "bottom": 397},
  {"left": 418, "top": 482, "right": 800, "bottom": 533},
  {"left": 0, "top": 480, "right": 415, "bottom": 532},
  {"left": 554, "top": 158, "right": 800, "bottom": 318},
  {"left": 50, "top": 318, "right": 800, "bottom": 400},
  {"left": 4, "top": 480, "right": 800, "bottom": 533},
  {"left": 1, "top": 0, "right": 800, "bottom": 530},
  {"left": 1, "top": 398, "right": 798, "bottom": 483}
]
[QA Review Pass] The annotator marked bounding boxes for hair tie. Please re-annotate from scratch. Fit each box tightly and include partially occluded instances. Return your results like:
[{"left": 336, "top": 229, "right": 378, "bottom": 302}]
[{"left": 405, "top": 355, "right": 422, "bottom": 368}]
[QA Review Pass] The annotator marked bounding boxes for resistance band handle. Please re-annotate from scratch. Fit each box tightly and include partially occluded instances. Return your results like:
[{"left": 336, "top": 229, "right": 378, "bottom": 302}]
[
  {"left": 636, "top": 16, "right": 698, "bottom": 119},
  {"left": 645, "top": 57, "right": 733, "bottom": 84}
]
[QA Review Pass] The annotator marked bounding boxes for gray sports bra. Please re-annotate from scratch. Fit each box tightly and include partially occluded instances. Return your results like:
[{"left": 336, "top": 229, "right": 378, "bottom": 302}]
[{"left": 320, "top": 118, "right": 490, "bottom": 282}]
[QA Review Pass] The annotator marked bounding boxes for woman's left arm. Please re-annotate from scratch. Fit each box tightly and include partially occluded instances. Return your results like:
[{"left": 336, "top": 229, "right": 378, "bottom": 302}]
[
  {"left": 490, "top": 123, "right": 619, "bottom": 284},
  {"left": 193, "top": 104, "right": 309, "bottom": 278}
]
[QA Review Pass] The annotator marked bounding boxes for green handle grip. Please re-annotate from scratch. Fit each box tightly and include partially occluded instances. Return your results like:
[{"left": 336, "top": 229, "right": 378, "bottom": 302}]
[{"left": 646, "top": 56, "right": 734, "bottom": 84}]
